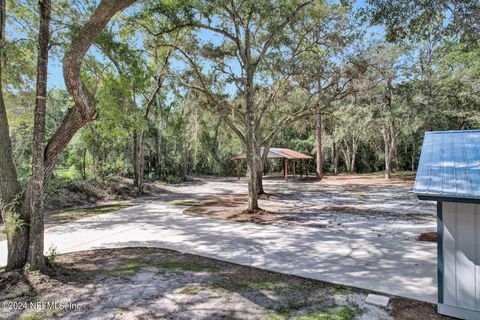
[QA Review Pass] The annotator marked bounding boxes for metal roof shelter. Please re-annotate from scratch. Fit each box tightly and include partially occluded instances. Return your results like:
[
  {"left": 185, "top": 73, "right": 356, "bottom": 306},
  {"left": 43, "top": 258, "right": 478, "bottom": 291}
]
[
  {"left": 233, "top": 148, "right": 313, "bottom": 182},
  {"left": 414, "top": 130, "right": 480, "bottom": 320},
  {"left": 414, "top": 130, "right": 480, "bottom": 200}
]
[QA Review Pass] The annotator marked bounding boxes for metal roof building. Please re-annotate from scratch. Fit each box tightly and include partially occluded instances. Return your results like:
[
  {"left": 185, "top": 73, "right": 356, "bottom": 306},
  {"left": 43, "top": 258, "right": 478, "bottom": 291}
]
[
  {"left": 414, "top": 130, "right": 480, "bottom": 201},
  {"left": 232, "top": 147, "right": 313, "bottom": 160},
  {"left": 414, "top": 130, "right": 480, "bottom": 320},
  {"left": 233, "top": 147, "right": 313, "bottom": 181}
]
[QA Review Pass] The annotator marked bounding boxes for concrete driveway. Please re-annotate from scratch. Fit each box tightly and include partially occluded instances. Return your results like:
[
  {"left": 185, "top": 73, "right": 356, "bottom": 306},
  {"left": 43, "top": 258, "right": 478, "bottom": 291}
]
[{"left": 0, "top": 201, "right": 437, "bottom": 303}]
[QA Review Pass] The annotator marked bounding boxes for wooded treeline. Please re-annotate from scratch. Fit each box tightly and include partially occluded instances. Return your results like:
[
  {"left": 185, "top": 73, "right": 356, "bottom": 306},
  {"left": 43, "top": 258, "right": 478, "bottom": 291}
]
[{"left": 0, "top": 0, "right": 479, "bottom": 270}]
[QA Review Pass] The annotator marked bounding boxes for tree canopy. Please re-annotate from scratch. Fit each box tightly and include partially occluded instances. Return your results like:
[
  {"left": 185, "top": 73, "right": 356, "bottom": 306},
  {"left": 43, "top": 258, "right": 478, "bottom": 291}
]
[{"left": 0, "top": 0, "right": 479, "bottom": 270}]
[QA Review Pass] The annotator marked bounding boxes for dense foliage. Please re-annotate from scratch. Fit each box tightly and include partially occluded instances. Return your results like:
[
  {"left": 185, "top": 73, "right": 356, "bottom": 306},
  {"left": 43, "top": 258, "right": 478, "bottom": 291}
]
[{"left": 4, "top": 0, "right": 479, "bottom": 185}]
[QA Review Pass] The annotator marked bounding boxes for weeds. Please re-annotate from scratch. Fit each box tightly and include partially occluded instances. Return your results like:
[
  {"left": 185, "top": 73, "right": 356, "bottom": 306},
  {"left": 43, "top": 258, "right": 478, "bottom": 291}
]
[
  {"left": 1, "top": 193, "right": 27, "bottom": 233},
  {"left": 47, "top": 245, "right": 59, "bottom": 263}
]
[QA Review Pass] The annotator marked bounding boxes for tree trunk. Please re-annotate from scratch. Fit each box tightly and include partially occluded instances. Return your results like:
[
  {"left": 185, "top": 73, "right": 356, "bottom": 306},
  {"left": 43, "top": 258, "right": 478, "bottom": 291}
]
[
  {"left": 133, "top": 130, "right": 146, "bottom": 191},
  {"left": 350, "top": 149, "right": 356, "bottom": 173},
  {"left": 26, "top": 0, "right": 51, "bottom": 270},
  {"left": 244, "top": 30, "right": 259, "bottom": 211},
  {"left": 256, "top": 162, "right": 265, "bottom": 195},
  {"left": 82, "top": 148, "right": 87, "bottom": 179},
  {"left": 350, "top": 138, "right": 358, "bottom": 173},
  {"left": 256, "top": 139, "right": 276, "bottom": 195},
  {"left": 44, "top": 0, "right": 138, "bottom": 186},
  {"left": 333, "top": 142, "right": 340, "bottom": 175},
  {"left": 385, "top": 130, "right": 395, "bottom": 179},
  {"left": 1, "top": 0, "right": 138, "bottom": 271},
  {"left": 341, "top": 142, "right": 352, "bottom": 173},
  {"left": 133, "top": 130, "right": 144, "bottom": 191},
  {"left": 383, "top": 78, "right": 395, "bottom": 180},
  {"left": 384, "top": 142, "right": 391, "bottom": 179},
  {"left": 255, "top": 144, "right": 272, "bottom": 195},
  {"left": 411, "top": 141, "right": 416, "bottom": 171},
  {"left": 155, "top": 125, "right": 162, "bottom": 178},
  {"left": 315, "top": 111, "right": 323, "bottom": 180},
  {"left": 139, "top": 132, "right": 145, "bottom": 183},
  {"left": 0, "top": 0, "right": 30, "bottom": 271}
]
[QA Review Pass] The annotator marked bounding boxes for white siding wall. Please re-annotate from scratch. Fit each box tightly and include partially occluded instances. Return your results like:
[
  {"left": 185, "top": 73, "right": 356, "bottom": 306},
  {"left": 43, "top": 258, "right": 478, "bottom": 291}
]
[{"left": 443, "top": 202, "right": 480, "bottom": 309}]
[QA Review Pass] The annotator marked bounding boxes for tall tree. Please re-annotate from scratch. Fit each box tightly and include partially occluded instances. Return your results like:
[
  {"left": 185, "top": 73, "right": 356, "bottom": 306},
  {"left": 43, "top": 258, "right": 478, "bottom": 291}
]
[
  {"left": 0, "top": 0, "right": 26, "bottom": 270},
  {"left": 363, "top": 0, "right": 480, "bottom": 45},
  {"left": 0, "top": 0, "right": 139, "bottom": 271},
  {"left": 146, "top": 0, "right": 353, "bottom": 203},
  {"left": 146, "top": 0, "right": 321, "bottom": 210},
  {"left": 25, "top": 0, "right": 51, "bottom": 270}
]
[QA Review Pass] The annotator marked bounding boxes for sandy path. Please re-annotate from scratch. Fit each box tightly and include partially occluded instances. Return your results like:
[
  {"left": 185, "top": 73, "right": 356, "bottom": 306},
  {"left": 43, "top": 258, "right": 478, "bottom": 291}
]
[{"left": 0, "top": 201, "right": 437, "bottom": 303}]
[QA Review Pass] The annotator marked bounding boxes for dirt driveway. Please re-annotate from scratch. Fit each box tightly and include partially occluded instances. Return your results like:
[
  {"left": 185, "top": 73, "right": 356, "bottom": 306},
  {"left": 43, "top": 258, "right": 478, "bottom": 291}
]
[
  {"left": 0, "top": 174, "right": 438, "bottom": 305},
  {"left": 163, "top": 174, "right": 437, "bottom": 241}
]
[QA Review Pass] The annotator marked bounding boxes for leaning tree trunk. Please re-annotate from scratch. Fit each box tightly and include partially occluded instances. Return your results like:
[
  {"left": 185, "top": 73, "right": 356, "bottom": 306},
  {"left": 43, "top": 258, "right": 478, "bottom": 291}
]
[
  {"left": 44, "top": 0, "right": 139, "bottom": 186},
  {"left": 0, "top": 0, "right": 30, "bottom": 271},
  {"left": 315, "top": 111, "right": 323, "bottom": 180},
  {"left": 26, "top": 0, "right": 51, "bottom": 270},
  {"left": 1, "top": 0, "right": 139, "bottom": 271}
]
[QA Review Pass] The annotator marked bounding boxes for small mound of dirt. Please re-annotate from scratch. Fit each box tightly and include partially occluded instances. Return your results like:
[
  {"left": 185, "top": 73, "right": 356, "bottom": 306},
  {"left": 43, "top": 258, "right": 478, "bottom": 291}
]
[
  {"left": 390, "top": 297, "right": 454, "bottom": 319},
  {"left": 418, "top": 232, "right": 437, "bottom": 242},
  {"left": 184, "top": 194, "right": 294, "bottom": 224}
]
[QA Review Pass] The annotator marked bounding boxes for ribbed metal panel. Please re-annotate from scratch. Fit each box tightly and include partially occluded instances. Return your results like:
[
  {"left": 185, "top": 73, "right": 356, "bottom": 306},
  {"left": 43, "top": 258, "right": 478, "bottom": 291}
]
[{"left": 414, "top": 130, "right": 480, "bottom": 199}]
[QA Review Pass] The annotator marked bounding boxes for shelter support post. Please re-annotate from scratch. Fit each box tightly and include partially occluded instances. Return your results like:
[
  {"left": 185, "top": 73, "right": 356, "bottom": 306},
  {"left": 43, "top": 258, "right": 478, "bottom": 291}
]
[
  {"left": 300, "top": 159, "right": 303, "bottom": 178},
  {"left": 284, "top": 158, "right": 288, "bottom": 182},
  {"left": 293, "top": 160, "right": 296, "bottom": 177},
  {"left": 306, "top": 160, "right": 309, "bottom": 178}
]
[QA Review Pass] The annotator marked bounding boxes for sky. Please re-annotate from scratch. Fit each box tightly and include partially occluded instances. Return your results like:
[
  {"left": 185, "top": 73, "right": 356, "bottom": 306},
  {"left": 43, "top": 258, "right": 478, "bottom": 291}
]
[{"left": 11, "top": 0, "right": 379, "bottom": 91}]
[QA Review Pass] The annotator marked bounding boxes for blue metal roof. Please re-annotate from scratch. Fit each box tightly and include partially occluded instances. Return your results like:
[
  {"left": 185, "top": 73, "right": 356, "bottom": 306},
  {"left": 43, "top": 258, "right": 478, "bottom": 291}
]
[{"left": 414, "top": 130, "right": 480, "bottom": 199}]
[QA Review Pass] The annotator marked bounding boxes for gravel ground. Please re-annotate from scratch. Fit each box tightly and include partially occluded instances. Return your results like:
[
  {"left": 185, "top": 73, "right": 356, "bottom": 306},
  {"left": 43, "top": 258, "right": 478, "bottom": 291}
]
[
  {"left": 163, "top": 174, "right": 437, "bottom": 241},
  {"left": 0, "top": 247, "right": 448, "bottom": 320}
]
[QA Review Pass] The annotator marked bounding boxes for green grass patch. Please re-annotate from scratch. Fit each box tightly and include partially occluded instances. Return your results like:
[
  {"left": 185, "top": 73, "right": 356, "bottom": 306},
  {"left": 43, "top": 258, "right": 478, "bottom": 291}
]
[
  {"left": 157, "top": 259, "right": 218, "bottom": 272},
  {"left": 18, "top": 312, "right": 44, "bottom": 320},
  {"left": 214, "top": 276, "right": 322, "bottom": 293},
  {"left": 237, "top": 277, "right": 276, "bottom": 290},
  {"left": 179, "top": 286, "right": 205, "bottom": 295},
  {"left": 266, "top": 306, "right": 358, "bottom": 320},
  {"left": 109, "top": 267, "right": 140, "bottom": 276},
  {"left": 274, "top": 299, "right": 309, "bottom": 316},
  {"left": 329, "top": 285, "right": 349, "bottom": 295},
  {"left": 294, "top": 306, "right": 358, "bottom": 320},
  {"left": 265, "top": 316, "right": 287, "bottom": 320},
  {"left": 167, "top": 199, "right": 203, "bottom": 210},
  {"left": 121, "top": 257, "right": 150, "bottom": 267},
  {"left": 282, "top": 281, "right": 324, "bottom": 292},
  {"left": 53, "top": 166, "right": 80, "bottom": 181},
  {"left": 107, "top": 257, "right": 150, "bottom": 276}
]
